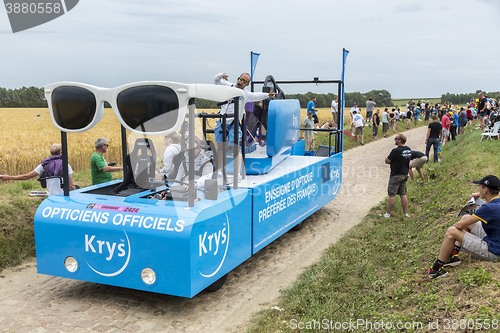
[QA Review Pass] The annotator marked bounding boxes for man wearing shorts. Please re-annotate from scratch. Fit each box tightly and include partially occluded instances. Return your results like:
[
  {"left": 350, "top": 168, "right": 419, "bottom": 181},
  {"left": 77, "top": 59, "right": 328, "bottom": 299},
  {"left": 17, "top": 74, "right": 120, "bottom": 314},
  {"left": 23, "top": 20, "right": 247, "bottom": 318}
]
[
  {"left": 353, "top": 110, "right": 365, "bottom": 145},
  {"left": 423, "top": 175, "right": 500, "bottom": 279},
  {"left": 441, "top": 112, "right": 451, "bottom": 145},
  {"left": 350, "top": 103, "right": 360, "bottom": 135},
  {"left": 383, "top": 134, "right": 411, "bottom": 218},
  {"left": 365, "top": 97, "right": 376, "bottom": 127},
  {"left": 331, "top": 96, "right": 338, "bottom": 128},
  {"left": 477, "top": 92, "right": 488, "bottom": 130},
  {"left": 372, "top": 109, "right": 380, "bottom": 140},
  {"left": 408, "top": 150, "right": 427, "bottom": 182},
  {"left": 381, "top": 108, "right": 389, "bottom": 138}
]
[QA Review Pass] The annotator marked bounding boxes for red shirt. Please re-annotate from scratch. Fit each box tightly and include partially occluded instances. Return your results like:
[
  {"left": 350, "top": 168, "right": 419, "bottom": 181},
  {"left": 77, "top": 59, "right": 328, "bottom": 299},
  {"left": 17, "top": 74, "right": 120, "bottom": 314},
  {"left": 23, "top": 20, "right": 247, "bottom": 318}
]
[{"left": 441, "top": 115, "right": 451, "bottom": 130}]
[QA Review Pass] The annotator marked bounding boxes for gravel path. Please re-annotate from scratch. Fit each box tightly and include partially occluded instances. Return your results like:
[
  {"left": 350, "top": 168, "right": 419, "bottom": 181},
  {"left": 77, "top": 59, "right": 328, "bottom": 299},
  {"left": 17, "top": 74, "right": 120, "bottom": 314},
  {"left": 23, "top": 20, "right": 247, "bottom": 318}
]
[{"left": 0, "top": 126, "right": 428, "bottom": 333}]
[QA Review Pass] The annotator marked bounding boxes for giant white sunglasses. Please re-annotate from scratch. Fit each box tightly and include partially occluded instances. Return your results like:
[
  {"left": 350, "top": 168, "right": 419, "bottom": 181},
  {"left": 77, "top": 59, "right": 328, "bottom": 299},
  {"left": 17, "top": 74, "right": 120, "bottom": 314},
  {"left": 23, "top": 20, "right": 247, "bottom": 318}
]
[{"left": 44, "top": 81, "right": 245, "bottom": 135}]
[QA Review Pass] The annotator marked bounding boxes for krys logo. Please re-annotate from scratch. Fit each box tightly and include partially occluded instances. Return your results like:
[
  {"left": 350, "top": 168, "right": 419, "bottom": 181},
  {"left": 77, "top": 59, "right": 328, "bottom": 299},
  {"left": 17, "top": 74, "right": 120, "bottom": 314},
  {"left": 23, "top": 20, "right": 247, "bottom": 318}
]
[
  {"left": 291, "top": 114, "right": 299, "bottom": 141},
  {"left": 198, "top": 213, "right": 230, "bottom": 278},
  {"left": 85, "top": 230, "right": 131, "bottom": 277},
  {"left": 4, "top": 0, "right": 79, "bottom": 33},
  {"left": 330, "top": 165, "right": 341, "bottom": 196}
]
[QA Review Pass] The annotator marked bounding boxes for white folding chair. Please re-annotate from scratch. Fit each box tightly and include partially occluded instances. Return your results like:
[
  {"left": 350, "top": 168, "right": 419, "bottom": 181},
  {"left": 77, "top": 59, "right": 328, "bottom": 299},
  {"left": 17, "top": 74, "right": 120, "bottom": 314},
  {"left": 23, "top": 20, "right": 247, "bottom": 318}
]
[{"left": 481, "top": 122, "right": 500, "bottom": 141}]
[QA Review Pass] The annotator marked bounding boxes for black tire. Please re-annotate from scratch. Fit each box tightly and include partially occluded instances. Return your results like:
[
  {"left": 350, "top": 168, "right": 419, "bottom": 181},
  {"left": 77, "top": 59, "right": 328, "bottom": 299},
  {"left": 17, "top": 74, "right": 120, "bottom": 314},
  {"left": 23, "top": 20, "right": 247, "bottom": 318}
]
[
  {"left": 291, "top": 221, "right": 304, "bottom": 231},
  {"left": 205, "top": 274, "right": 227, "bottom": 292}
]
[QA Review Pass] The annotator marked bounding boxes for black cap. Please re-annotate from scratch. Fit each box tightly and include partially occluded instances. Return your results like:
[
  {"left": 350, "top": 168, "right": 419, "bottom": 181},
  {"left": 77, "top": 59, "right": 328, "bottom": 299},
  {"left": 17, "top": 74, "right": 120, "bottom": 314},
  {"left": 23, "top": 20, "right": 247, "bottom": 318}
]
[{"left": 473, "top": 175, "right": 500, "bottom": 190}]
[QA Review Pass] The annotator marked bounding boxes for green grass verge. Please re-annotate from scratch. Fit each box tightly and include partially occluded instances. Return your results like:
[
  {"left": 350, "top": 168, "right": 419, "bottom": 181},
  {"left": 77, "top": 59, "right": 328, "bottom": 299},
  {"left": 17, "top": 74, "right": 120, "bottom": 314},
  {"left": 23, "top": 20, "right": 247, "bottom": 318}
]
[{"left": 248, "top": 127, "right": 500, "bottom": 332}]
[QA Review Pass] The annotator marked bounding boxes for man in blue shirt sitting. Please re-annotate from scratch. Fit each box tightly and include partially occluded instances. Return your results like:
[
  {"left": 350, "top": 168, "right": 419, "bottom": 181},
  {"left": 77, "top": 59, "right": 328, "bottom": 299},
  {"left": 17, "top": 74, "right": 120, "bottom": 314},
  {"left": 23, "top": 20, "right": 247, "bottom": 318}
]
[{"left": 423, "top": 175, "right": 500, "bottom": 279}]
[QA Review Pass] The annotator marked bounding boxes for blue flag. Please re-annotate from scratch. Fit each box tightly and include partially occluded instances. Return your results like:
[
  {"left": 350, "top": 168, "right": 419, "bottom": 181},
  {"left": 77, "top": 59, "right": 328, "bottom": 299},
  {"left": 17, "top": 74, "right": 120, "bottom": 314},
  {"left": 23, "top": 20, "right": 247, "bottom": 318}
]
[
  {"left": 251, "top": 52, "right": 260, "bottom": 82},
  {"left": 341, "top": 49, "right": 349, "bottom": 152}
]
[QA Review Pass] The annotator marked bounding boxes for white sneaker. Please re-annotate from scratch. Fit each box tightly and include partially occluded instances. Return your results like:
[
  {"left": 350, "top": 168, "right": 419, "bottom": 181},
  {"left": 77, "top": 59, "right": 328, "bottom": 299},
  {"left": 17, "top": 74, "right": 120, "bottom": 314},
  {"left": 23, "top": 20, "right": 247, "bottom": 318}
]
[
  {"left": 217, "top": 171, "right": 223, "bottom": 179},
  {"left": 405, "top": 213, "right": 410, "bottom": 217},
  {"left": 384, "top": 213, "right": 390, "bottom": 218}
]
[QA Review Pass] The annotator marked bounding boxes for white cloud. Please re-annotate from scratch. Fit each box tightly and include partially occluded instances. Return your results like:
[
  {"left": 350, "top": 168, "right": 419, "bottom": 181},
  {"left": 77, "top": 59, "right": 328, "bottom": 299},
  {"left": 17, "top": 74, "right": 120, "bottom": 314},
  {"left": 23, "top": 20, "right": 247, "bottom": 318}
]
[{"left": 0, "top": 0, "right": 499, "bottom": 98}]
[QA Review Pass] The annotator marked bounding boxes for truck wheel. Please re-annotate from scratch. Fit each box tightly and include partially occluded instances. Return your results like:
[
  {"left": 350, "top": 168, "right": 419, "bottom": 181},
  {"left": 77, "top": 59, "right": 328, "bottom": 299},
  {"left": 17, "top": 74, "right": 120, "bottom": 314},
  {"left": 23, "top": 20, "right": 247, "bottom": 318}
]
[
  {"left": 205, "top": 274, "right": 227, "bottom": 292},
  {"left": 291, "top": 221, "right": 304, "bottom": 231}
]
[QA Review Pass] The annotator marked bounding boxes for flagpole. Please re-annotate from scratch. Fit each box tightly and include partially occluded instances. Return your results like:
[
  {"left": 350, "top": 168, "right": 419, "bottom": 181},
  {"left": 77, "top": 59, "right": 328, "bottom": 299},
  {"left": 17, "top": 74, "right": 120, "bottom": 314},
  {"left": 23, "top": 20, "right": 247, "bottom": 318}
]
[{"left": 250, "top": 51, "right": 254, "bottom": 92}]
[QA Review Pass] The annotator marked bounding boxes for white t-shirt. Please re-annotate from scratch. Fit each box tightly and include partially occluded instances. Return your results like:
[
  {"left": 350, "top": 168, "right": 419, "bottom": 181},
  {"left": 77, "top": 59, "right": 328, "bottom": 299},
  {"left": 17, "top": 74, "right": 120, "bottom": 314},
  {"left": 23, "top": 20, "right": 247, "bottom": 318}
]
[
  {"left": 331, "top": 100, "right": 338, "bottom": 113},
  {"left": 353, "top": 113, "right": 364, "bottom": 127},
  {"left": 34, "top": 164, "right": 73, "bottom": 196},
  {"left": 350, "top": 107, "right": 360, "bottom": 120}
]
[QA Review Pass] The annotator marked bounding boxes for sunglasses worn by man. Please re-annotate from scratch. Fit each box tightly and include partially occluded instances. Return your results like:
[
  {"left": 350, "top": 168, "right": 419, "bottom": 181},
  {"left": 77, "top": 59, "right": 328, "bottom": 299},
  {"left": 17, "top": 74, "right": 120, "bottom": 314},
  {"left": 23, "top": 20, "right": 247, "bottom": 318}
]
[{"left": 45, "top": 81, "right": 245, "bottom": 135}]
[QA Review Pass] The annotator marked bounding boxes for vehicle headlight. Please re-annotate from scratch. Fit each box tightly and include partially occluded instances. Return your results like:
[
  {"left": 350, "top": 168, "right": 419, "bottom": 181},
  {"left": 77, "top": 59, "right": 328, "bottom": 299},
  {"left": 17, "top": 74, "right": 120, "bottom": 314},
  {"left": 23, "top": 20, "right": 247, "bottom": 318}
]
[
  {"left": 141, "top": 268, "right": 156, "bottom": 285},
  {"left": 64, "top": 256, "right": 78, "bottom": 273}
]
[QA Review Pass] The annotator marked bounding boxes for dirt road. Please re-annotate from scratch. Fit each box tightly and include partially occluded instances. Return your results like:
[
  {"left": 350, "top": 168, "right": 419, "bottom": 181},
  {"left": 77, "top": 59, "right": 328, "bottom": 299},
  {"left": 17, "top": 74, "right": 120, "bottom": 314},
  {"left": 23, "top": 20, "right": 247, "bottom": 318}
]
[{"left": 0, "top": 126, "right": 428, "bottom": 333}]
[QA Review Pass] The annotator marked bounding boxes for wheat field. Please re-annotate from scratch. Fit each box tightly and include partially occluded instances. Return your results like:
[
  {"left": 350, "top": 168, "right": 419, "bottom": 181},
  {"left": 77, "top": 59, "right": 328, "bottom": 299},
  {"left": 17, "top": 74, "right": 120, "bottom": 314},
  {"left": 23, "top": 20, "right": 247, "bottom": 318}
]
[
  {"left": 0, "top": 108, "right": 223, "bottom": 176},
  {"left": 0, "top": 106, "right": 355, "bottom": 176}
]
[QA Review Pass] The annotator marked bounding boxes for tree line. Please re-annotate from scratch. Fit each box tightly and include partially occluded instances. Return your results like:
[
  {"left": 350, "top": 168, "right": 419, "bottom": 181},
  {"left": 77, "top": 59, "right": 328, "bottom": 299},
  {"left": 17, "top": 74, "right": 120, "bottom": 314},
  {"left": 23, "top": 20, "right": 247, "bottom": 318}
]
[
  {"left": 441, "top": 90, "right": 500, "bottom": 105},
  {"left": 196, "top": 89, "right": 394, "bottom": 109},
  {"left": 0, "top": 87, "right": 46, "bottom": 107}
]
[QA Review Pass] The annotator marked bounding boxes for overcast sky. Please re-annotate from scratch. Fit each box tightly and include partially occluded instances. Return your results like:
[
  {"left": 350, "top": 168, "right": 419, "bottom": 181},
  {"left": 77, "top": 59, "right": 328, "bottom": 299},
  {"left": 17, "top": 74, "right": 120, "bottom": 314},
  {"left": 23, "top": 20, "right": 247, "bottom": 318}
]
[{"left": 1, "top": 0, "right": 499, "bottom": 98}]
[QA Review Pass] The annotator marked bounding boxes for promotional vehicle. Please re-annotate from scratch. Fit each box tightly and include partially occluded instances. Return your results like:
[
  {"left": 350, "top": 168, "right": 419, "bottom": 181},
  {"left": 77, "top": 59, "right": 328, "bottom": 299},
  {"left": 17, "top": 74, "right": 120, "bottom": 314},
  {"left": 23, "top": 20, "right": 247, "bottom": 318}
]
[{"left": 34, "top": 74, "right": 345, "bottom": 298}]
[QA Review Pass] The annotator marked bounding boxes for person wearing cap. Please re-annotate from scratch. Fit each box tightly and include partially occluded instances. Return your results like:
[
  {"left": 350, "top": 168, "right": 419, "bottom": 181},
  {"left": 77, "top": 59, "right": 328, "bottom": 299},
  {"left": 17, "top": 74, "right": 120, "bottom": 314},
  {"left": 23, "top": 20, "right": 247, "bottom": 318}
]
[
  {"left": 0, "top": 143, "right": 76, "bottom": 196},
  {"left": 423, "top": 175, "right": 500, "bottom": 279},
  {"left": 449, "top": 111, "right": 457, "bottom": 141},
  {"left": 350, "top": 103, "right": 360, "bottom": 135},
  {"left": 91, "top": 138, "right": 123, "bottom": 185}
]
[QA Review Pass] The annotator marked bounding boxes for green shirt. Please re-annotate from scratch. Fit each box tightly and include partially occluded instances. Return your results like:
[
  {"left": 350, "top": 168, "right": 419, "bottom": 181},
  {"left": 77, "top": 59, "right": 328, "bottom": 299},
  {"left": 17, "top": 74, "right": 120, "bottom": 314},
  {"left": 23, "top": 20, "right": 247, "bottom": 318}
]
[
  {"left": 91, "top": 152, "right": 112, "bottom": 185},
  {"left": 302, "top": 117, "right": 314, "bottom": 135}
]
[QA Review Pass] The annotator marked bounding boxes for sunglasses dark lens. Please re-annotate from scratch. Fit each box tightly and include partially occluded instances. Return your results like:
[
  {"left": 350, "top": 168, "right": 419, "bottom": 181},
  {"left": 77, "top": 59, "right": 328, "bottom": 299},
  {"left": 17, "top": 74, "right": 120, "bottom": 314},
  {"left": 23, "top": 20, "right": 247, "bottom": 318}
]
[
  {"left": 117, "top": 86, "right": 179, "bottom": 133},
  {"left": 51, "top": 86, "right": 97, "bottom": 130}
]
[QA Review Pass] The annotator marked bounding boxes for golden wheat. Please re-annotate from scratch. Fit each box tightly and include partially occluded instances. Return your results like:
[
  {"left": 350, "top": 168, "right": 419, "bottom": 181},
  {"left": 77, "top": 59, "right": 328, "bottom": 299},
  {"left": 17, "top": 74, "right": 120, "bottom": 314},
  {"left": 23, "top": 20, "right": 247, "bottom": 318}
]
[{"left": 0, "top": 106, "right": 355, "bottom": 176}]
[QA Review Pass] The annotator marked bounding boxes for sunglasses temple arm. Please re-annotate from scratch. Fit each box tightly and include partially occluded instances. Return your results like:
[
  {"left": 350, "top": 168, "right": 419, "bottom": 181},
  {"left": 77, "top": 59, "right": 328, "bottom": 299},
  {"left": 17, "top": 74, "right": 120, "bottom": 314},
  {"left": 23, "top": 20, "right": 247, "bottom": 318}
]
[
  {"left": 188, "top": 98, "right": 196, "bottom": 207},
  {"left": 61, "top": 131, "right": 70, "bottom": 196},
  {"left": 233, "top": 97, "right": 239, "bottom": 190},
  {"left": 121, "top": 125, "right": 128, "bottom": 176}
]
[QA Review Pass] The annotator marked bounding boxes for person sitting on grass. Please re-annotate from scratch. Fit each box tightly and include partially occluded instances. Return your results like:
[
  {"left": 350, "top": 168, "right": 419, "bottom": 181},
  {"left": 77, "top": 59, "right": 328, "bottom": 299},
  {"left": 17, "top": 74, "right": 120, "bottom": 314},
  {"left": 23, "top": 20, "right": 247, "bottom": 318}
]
[{"left": 423, "top": 175, "right": 500, "bottom": 279}]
